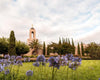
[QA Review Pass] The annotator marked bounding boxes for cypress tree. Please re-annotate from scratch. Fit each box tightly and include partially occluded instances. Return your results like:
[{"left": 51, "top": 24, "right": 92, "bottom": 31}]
[
  {"left": 9, "top": 31, "right": 16, "bottom": 55},
  {"left": 43, "top": 41, "right": 46, "bottom": 55},
  {"left": 47, "top": 45, "right": 49, "bottom": 55},
  {"left": 68, "top": 38, "right": 71, "bottom": 45},
  {"left": 65, "top": 38, "right": 68, "bottom": 43},
  {"left": 77, "top": 43, "right": 80, "bottom": 55},
  {"left": 81, "top": 42, "right": 84, "bottom": 56},
  {"left": 72, "top": 38, "right": 75, "bottom": 54},
  {"left": 59, "top": 37, "right": 61, "bottom": 45},
  {"left": 62, "top": 37, "right": 65, "bottom": 44}
]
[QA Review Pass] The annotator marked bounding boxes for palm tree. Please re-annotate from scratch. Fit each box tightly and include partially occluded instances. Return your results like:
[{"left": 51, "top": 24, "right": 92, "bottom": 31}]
[{"left": 29, "top": 39, "right": 42, "bottom": 54}]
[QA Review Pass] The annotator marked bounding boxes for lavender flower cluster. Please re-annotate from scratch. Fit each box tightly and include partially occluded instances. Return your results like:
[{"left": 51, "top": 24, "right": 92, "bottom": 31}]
[
  {"left": 0, "top": 54, "right": 81, "bottom": 77},
  {"left": 33, "top": 54, "right": 82, "bottom": 70},
  {"left": 0, "top": 55, "right": 22, "bottom": 74}
]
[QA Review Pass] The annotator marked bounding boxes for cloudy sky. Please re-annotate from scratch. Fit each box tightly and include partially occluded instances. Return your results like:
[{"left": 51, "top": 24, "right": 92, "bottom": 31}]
[{"left": 0, "top": 0, "right": 100, "bottom": 45}]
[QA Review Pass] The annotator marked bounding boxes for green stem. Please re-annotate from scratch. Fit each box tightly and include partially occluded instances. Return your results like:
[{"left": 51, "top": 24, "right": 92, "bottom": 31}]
[
  {"left": 77, "top": 69, "right": 78, "bottom": 80},
  {"left": 67, "top": 67, "right": 69, "bottom": 80},
  {"left": 52, "top": 67, "right": 54, "bottom": 80}
]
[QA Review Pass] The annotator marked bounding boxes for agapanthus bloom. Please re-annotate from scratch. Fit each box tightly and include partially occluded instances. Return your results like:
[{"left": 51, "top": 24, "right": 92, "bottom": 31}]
[
  {"left": 16, "top": 56, "right": 22, "bottom": 60},
  {"left": 0, "top": 65, "right": 4, "bottom": 72},
  {"left": 4, "top": 55, "right": 10, "bottom": 60},
  {"left": 10, "top": 55, "right": 16, "bottom": 61},
  {"left": 3, "top": 60, "right": 11, "bottom": 67},
  {"left": 16, "top": 60, "right": 22, "bottom": 66},
  {"left": 10, "top": 61, "right": 16, "bottom": 65},
  {"left": 36, "top": 55, "right": 45, "bottom": 62},
  {"left": 33, "top": 62, "right": 40, "bottom": 67},
  {"left": 60, "top": 56, "right": 68, "bottom": 66},
  {"left": 66, "top": 54, "right": 74, "bottom": 60},
  {"left": 28, "top": 57, "right": 30, "bottom": 62},
  {"left": 69, "top": 61, "right": 81, "bottom": 70},
  {"left": 0, "top": 59, "right": 3, "bottom": 64},
  {"left": 5, "top": 69, "right": 10, "bottom": 75},
  {"left": 24, "top": 57, "right": 27, "bottom": 62},
  {"left": 48, "top": 57, "right": 60, "bottom": 69},
  {"left": 72, "top": 57, "right": 81, "bottom": 62},
  {"left": 26, "top": 70, "right": 33, "bottom": 76},
  {"left": 0, "top": 64, "right": 2, "bottom": 67}
]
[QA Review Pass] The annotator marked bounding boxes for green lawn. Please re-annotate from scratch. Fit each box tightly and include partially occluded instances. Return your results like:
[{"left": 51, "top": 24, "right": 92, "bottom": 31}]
[{"left": 0, "top": 60, "right": 100, "bottom": 80}]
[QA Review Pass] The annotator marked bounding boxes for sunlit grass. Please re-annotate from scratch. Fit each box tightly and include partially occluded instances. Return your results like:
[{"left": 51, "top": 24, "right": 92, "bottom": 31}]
[{"left": 0, "top": 60, "right": 100, "bottom": 80}]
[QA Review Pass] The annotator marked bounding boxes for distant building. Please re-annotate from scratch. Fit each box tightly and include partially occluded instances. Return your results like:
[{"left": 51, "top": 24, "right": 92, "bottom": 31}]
[
  {"left": 24, "top": 25, "right": 42, "bottom": 56},
  {"left": 27, "top": 26, "right": 36, "bottom": 45}
]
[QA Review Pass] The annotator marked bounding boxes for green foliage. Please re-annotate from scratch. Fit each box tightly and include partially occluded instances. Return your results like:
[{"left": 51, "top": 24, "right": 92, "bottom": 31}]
[
  {"left": 47, "top": 45, "right": 50, "bottom": 55},
  {"left": 0, "top": 37, "right": 9, "bottom": 55},
  {"left": 47, "top": 38, "right": 75, "bottom": 55},
  {"left": 77, "top": 43, "right": 80, "bottom": 55},
  {"left": 81, "top": 42, "right": 84, "bottom": 56},
  {"left": 0, "top": 37, "right": 29, "bottom": 55},
  {"left": 59, "top": 38, "right": 61, "bottom": 45},
  {"left": 29, "top": 39, "right": 42, "bottom": 54},
  {"left": 16, "top": 41, "right": 29, "bottom": 55},
  {"left": 43, "top": 41, "right": 46, "bottom": 55},
  {"left": 72, "top": 38, "right": 75, "bottom": 54},
  {"left": 8, "top": 31, "right": 16, "bottom": 55},
  {"left": 85, "top": 42, "right": 100, "bottom": 59}
]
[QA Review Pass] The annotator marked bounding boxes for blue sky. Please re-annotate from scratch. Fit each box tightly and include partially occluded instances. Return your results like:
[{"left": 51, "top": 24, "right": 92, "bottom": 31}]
[{"left": 0, "top": 0, "right": 100, "bottom": 45}]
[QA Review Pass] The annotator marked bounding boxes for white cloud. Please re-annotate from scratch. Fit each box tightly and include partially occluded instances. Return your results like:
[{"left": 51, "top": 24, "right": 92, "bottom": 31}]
[{"left": 0, "top": 0, "right": 100, "bottom": 45}]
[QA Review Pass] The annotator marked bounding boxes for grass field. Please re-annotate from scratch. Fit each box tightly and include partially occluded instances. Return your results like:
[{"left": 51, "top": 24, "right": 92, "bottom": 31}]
[{"left": 0, "top": 60, "right": 100, "bottom": 80}]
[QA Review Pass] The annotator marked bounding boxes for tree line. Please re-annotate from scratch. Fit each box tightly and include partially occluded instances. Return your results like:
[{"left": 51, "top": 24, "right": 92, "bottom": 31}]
[
  {"left": 0, "top": 31, "right": 29, "bottom": 56},
  {"left": 46, "top": 38, "right": 75, "bottom": 55},
  {"left": 0, "top": 30, "right": 100, "bottom": 59}
]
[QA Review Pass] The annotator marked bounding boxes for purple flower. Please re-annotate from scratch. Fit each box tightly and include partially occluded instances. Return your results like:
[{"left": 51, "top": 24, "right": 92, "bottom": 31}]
[
  {"left": 16, "top": 60, "right": 22, "bottom": 66},
  {"left": 0, "top": 59, "right": 4, "bottom": 64},
  {"left": 28, "top": 57, "right": 30, "bottom": 62},
  {"left": 24, "top": 57, "right": 27, "bottom": 62},
  {"left": 0, "top": 65, "right": 4, "bottom": 72},
  {"left": 48, "top": 57, "right": 60, "bottom": 69},
  {"left": 11, "top": 55, "right": 16, "bottom": 61},
  {"left": 5, "top": 69, "right": 10, "bottom": 75},
  {"left": 26, "top": 70, "right": 33, "bottom": 76},
  {"left": 36, "top": 55, "right": 45, "bottom": 62},
  {"left": 66, "top": 54, "right": 74, "bottom": 60},
  {"left": 10, "top": 61, "right": 16, "bottom": 65},
  {"left": 3, "top": 60, "right": 11, "bottom": 67},
  {"left": 99, "top": 78, "right": 100, "bottom": 80},
  {"left": 4, "top": 55, "right": 10, "bottom": 59},
  {"left": 0, "top": 64, "right": 2, "bottom": 67},
  {"left": 72, "top": 57, "right": 81, "bottom": 62},
  {"left": 69, "top": 62, "right": 80, "bottom": 70},
  {"left": 16, "top": 56, "right": 22, "bottom": 60},
  {"left": 33, "top": 62, "right": 40, "bottom": 67}
]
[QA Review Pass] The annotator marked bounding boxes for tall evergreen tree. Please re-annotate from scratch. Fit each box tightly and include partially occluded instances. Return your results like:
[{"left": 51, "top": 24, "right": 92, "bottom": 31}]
[
  {"left": 47, "top": 45, "right": 50, "bottom": 55},
  {"left": 72, "top": 38, "right": 75, "bottom": 54},
  {"left": 65, "top": 38, "right": 68, "bottom": 43},
  {"left": 81, "top": 42, "right": 84, "bottom": 56},
  {"left": 62, "top": 37, "right": 65, "bottom": 44},
  {"left": 68, "top": 38, "right": 71, "bottom": 45},
  {"left": 59, "top": 37, "right": 61, "bottom": 45},
  {"left": 8, "top": 31, "right": 16, "bottom": 55},
  {"left": 43, "top": 41, "right": 46, "bottom": 55},
  {"left": 77, "top": 43, "right": 80, "bottom": 56}
]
